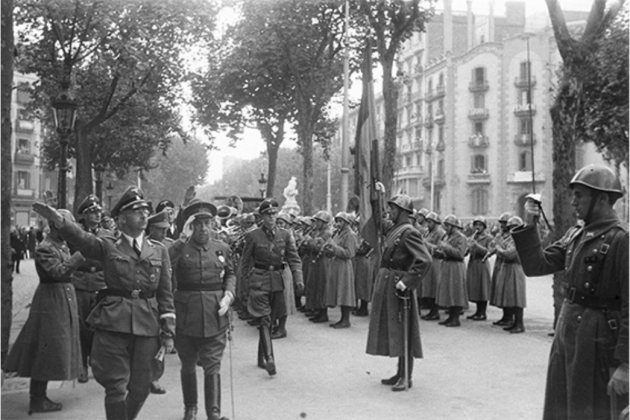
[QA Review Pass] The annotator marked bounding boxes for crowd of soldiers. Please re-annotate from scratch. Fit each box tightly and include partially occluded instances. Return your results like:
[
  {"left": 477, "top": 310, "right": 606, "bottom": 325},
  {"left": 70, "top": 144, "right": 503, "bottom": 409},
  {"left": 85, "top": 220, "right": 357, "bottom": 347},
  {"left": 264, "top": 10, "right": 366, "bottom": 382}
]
[{"left": 2, "top": 162, "right": 628, "bottom": 420}]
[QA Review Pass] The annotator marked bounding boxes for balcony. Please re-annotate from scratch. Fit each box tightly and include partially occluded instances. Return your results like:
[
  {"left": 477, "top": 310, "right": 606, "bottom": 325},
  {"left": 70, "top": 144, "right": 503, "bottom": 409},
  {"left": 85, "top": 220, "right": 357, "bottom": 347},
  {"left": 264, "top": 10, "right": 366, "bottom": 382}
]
[
  {"left": 422, "top": 175, "right": 446, "bottom": 189},
  {"left": 414, "top": 64, "right": 424, "bottom": 74},
  {"left": 468, "top": 80, "right": 489, "bottom": 92},
  {"left": 14, "top": 151, "right": 35, "bottom": 164},
  {"left": 514, "top": 133, "right": 536, "bottom": 146},
  {"left": 434, "top": 84, "right": 445, "bottom": 98},
  {"left": 467, "top": 171, "right": 491, "bottom": 184},
  {"left": 468, "top": 108, "right": 489, "bottom": 120},
  {"left": 424, "top": 116, "right": 434, "bottom": 128},
  {"left": 14, "top": 188, "right": 35, "bottom": 198},
  {"left": 468, "top": 134, "right": 489, "bottom": 148},
  {"left": 425, "top": 89, "right": 434, "bottom": 102},
  {"left": 434, "top": 111, "right": 445, "bottom": 124},
  {"left": 514, "top": 76, "right": 537, "bottom": 89},
  {"left": 16, "top": 119, "right": 35, "bottom": 133},
  {"left": 507, "top": 171, "right": 545, "bottom": 184},
  {"left": 397, "top": 165, "right": 422, "bottom": 175},
  {"left": 513, "top": 104, "right": 536, "bottom": 117}
]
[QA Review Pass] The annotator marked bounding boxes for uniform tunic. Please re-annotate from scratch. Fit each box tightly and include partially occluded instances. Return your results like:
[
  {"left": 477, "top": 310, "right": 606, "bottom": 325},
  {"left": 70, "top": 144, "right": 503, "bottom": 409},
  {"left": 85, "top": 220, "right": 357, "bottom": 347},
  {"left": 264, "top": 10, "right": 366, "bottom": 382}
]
[
  {"left": 57, "top": 221, "right": 175, "bottom": 403},
  {"left": 304, "top": 227, "right": 332, "bottom": 311},
  {"left": 512, "top": 215, "right": 628, "bottom": 420},
  {"left": 4, "top": 236, "right": 84, "bottom": 381},
  {"left": 436, "top": 229, "right": 469, "bottom": 308},
  {"left": 240, "top": 226, "right": 303, "bottom": 323},
  {"left": 421, "top": 226, "right": 445, "bottom": 299},
  {"left": 466, "top": 231, "right": 492, "bottom": 301},
  {"left": 324, "top": 227, "right": 357, "bottom": 307},
  {"left": 366, "top": 221, "right": 432, "bottom": 359},
  {"left": 494, "top": 234, "right": 526, "bottom": 308}
]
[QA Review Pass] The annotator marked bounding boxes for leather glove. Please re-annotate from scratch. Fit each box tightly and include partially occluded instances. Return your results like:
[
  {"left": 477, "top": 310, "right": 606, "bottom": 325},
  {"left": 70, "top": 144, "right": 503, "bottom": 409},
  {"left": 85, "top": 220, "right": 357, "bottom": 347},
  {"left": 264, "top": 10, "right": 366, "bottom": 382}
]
[
  {"left": 295, "top": 282, "right": 305, "bottom": 295},
  {"left": 160, "top": 336, "right": 174, "bottom": 354},
  {"left": 608, "top": 363, "right": 629, "bottom": 395},
  {"left": 396, "top": 280, "right": 407, "bottom": 291},
  {"left": 160, "top": 316, "right": 176, "bottom": 338},
  {"left": 218, "top": 292, "right": 233, "bottom": 317}
]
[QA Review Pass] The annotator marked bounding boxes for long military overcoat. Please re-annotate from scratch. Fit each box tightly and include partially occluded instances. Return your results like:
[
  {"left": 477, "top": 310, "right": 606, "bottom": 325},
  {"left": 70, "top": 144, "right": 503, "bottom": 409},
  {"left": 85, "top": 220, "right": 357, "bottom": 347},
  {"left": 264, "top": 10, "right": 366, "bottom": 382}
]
[
  {"left": 324, "top": 227, "right": 357, "bottom": 307},
  {"left": 435, "top": 229, "right": 469, "bottom": 308}
]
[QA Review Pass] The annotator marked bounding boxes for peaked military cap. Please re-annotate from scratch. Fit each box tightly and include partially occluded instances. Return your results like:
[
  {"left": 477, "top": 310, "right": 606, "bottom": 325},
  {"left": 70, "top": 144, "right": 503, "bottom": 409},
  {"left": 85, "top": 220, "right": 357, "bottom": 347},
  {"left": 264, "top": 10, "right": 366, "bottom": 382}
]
[
  {"left": 155, "top": 199, "right": 175, "bottom": 213},
  {"left": 147, "top": 210, "right": 171, "bottom": 229},
  {"left": 258, "top": 198, "right": 280, "bottom": 215},
  {"left": 111, "top": 186, "right": 149, "bottom": 217},
  {"left": 182, "top": 199, "right": 217, "bottom": 221},
  {"left": 77, "top": 194, "right": 102, "bottom": 214}
]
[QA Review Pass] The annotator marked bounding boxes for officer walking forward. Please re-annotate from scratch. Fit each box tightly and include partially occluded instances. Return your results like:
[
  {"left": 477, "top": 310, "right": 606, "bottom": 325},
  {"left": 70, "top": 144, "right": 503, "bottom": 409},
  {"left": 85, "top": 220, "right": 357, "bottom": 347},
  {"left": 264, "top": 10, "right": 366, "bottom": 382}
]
[
  {"left": 366, "top": 195, "right": 432, "bottom": 391},
  {"left": 32, "top": 186, "right": 176, "bottom": 420},
  {"left": 169, "top": 201, "right": 235, "bottom": 420},
  {"left": 239, "top": 199, "right": 304, "bottom": 376},
  {"left": 511, "top": 164, "right": 628, "bottom": 420}
]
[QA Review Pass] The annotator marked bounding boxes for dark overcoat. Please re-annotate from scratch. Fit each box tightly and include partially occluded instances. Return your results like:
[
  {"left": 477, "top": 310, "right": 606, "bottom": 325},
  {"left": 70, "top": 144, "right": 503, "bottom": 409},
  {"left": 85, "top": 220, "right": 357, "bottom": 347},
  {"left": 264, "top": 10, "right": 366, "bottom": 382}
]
[
  {"left": 366, "top": 221, "right": 432, "bottom": 359},
  {"left": 466, "top": 231, "right": 492, "bottom": 301},
  {"left": 421, "top": 226, "right": 445, "bottom": 299},
  {"left": 324, "top": 227, "right": 357, "bottom": 307},
  {"left": 436, "top": 229, "right": 469, "bottom": 308},
  {"left": 512, "top": 215, "right": 628, "bottom": 420}
]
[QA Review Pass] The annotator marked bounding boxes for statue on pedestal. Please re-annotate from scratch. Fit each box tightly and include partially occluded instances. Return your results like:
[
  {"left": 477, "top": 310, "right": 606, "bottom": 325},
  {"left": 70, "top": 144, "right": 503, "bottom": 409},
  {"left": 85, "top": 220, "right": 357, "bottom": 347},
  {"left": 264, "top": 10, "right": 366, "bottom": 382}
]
[{"left": 282, "top": 176, "right": 301, "bottom": 215}]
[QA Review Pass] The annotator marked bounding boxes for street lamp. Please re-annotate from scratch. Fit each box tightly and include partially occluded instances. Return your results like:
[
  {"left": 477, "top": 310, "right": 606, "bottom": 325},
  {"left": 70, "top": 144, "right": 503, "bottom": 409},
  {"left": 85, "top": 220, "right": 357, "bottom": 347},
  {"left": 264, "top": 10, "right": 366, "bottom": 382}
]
[
  {"left": 51, "top": 81, "right": 78, "bottom": 209},
  {"left": 258, "top": 172, "right": 267, "bottom": 198},
  {"left": 106, "top": 181, "right": 114, "bottom": 211}
]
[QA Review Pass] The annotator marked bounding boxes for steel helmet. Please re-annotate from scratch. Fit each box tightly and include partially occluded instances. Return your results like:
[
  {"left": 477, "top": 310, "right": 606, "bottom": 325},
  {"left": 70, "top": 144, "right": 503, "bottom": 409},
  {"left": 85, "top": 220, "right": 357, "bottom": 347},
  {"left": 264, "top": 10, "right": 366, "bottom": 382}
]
[
  {"left": 426, "top": 212, "right": 441, "bottom": 224},
  {"left": 277, "top": 211, "right": 292, "bottom": 225},
  {"left": 472, "top": 216, "right": 487, "bottom": 228},
  {"left": 507, "top": 216, "right": 524, "bottom": 229},
  {"left": 570, "top": 164, "right": 623, "bottom": 199},
  {"left": 418, "top": 208, "right": 429, "bottom": 218},
  {"left": 387, "top": 194, "right": 414, "bottom": 213},
  {"left": 498, "top": 212, "right": 512, "bottom": 223},
  {"left": 313, "top": 210, "right": 332, "bottom": 224},
  {"left": 443, "top": 214, "right": 462, "bottom": 229},
  {"left": 334, "top": 211, "right": 352, "bottom": 224}
]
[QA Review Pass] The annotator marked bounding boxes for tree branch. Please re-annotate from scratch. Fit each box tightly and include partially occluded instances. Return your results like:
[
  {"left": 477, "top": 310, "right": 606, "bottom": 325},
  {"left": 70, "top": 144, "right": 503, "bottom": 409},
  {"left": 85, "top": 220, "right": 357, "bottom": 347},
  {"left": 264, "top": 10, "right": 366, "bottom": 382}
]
[{"left": 545, "top": 0, "right": 576, "bottom": 63}]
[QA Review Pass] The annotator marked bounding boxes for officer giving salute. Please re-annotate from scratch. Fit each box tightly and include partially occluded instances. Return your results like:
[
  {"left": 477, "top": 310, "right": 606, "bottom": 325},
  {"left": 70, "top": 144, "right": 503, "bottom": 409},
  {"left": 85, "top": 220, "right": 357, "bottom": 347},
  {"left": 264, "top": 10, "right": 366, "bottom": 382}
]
[
  {"left": 511, "top": 164, "right": 628, "bottom": 420},
  {"left": 366, "top": 194, "right": 432, "bottom": 391},
  {"left": 32, "top": 186, "right": 176, "bottom": 420},
  {"left": 168, "top": 200, "right": 235, "bottom": 420},
  {"left": 239, "top": 198, "right": 304, "bottom": 376}
]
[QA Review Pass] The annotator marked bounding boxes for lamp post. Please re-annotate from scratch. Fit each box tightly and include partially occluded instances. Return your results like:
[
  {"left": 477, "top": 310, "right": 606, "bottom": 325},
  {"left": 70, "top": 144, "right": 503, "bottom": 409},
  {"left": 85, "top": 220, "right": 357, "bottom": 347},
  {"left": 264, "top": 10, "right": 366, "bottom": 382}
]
[
  {"left": 51, "top": 81, "right": 78, "bottom": 209},
  {"left": 106, "top": 181, "right": 114, "bottom": 211},
  {"left": 258, "top": 172, "right": 267, "bottom": 198}
]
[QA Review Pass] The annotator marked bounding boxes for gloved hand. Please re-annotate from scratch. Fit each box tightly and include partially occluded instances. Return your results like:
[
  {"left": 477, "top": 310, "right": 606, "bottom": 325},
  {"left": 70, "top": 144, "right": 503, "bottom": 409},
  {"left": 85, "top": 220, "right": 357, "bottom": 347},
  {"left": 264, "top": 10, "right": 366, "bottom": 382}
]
[
  {"left": 160, "top": 316, "right": 176, "bottom": 338},
  {"left": 218, "top": 292, "right": 233, "bottom": 316},
  {"left": 608, "top": 363, "right": 629, "bottom": 395},
  {"left": 161, "top": 336, "right": 175, "bottom": 353},
  {"left": 296, "top": 282, "right": 305, "bottom": 295},
  {"left": 396, "top": 280, "right": 407, "bottom": 291},
  {"left": 523, "top": 198, "right": 541, "bottom": 227}
]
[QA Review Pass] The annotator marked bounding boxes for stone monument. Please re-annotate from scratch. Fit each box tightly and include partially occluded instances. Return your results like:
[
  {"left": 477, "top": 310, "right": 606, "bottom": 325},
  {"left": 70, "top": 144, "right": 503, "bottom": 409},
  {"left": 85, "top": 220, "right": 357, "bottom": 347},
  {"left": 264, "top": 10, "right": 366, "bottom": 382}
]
[{"left": 281, "top": 176, "right": 301, "bottom": 215}]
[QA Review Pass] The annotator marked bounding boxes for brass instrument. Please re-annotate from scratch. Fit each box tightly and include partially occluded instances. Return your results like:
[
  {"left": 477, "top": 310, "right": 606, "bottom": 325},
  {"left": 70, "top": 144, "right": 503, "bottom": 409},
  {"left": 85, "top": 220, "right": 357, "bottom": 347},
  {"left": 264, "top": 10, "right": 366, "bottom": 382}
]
[
  {"left": 465, "top": 230, "right": 480, "bottom": 257},
  {"left": 312, "top": 228, "right": 340, "bottom": 263}
]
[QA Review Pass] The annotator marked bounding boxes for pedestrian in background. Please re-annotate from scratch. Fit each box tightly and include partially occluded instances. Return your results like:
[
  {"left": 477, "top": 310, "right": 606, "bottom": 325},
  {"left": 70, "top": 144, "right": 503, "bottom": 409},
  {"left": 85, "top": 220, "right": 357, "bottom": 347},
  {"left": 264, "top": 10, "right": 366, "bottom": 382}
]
[
  {"left": 10, "top": 226, "right": 26, "bottom": 273},
  {"left": 512, "top": 164, "right": 628, "bottom": 420},
  {"left": 3, "top": 210, "right": 85, "bottom": 414}
]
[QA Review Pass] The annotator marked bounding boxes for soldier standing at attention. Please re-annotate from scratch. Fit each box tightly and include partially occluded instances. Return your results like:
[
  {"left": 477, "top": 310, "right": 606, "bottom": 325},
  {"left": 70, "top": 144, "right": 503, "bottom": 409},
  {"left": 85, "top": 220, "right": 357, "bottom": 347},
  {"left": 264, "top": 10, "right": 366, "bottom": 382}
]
[
  {"left": 72, "top": 194, "right": 108, "bottom": 384},
  {"left": 489, "top": 212, "right": 514, "bottom": 326},
  {"left": 366, "top": 195, "right": 432, "bottom": 391},
  {"left": 512, "top": 164, "right": 628, "bottom": 420},
  {"left": 239, "top": 199, "right": 304, "bottom": 376},
  {"left": 465, "top": 217, "right": 492, "bottom": 321},
  {"left": 32, "top": 186, "right": 176, "bottom": 420},
  {"left": 419, "top": 212, "right": 445, "bottom": 321},
  {"left": 305, "top": 211, "right": 333, "bottom": 323},
  {"left": 168, "top": 201, "right": 235, "bottom": 420}
]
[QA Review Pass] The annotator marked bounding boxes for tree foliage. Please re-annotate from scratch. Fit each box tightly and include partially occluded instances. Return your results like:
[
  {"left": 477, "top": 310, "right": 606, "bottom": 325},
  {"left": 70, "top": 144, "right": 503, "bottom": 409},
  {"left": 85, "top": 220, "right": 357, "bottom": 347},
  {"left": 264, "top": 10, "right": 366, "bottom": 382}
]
[{"left": 14, "top": 0, "right": 216, "bottom": 211}]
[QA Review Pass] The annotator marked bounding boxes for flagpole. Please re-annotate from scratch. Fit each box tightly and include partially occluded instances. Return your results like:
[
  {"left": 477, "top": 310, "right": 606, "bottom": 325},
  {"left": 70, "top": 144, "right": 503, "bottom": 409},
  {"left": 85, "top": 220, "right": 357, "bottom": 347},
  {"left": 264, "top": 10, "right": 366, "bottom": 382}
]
[{"left": 340, "top": 0, "right": 350, "bottom": 212}]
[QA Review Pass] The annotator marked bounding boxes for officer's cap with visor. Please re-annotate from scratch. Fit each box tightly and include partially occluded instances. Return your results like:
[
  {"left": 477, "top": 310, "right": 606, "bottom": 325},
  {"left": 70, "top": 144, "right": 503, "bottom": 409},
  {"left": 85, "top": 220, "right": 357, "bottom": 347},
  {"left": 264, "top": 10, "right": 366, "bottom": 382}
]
[
  {"left": 111, "top": 186, "right": 150, "bottom": 218},
  {"left": 182, "top": 199, "right": 217, "bottom": 221},
  {"left": 155, "top": 199, "right": 175, "bottom": 214},
  {"left": 258, "top": 199, "right": 280, "bottom": 216},
  {"left": 77, "top": 194, "right": 102, "bottom": 215},
  {"left": 147, "top": 210, "right": 171, "bottom": 229}
]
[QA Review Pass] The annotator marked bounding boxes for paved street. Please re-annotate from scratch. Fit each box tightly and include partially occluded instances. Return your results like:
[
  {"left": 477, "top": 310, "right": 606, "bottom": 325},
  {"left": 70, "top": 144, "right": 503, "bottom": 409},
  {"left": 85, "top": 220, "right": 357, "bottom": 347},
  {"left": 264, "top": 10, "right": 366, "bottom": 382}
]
[{"left": 2, "top": 258, "right": 556, "bottom": 420}]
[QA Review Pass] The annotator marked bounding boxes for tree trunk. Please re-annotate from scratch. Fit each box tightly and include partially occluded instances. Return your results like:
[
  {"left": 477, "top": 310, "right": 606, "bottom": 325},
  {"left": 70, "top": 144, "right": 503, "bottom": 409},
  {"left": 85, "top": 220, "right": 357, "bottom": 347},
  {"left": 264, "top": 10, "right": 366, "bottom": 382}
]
[
  {"left": 258, "top": 119, "right": 284, "bottom": 198},
  {"left": 73, "top": 124, "right": 93, "bottom": 213},
  {"left": 1, "top": 0, "right": 14, "bottom": 364},
  {"left": 300, "top": 124, "right": 315, "bottom": 215},
  {"left": 381, "top": 59, "right": 398, "bottom": 196}
]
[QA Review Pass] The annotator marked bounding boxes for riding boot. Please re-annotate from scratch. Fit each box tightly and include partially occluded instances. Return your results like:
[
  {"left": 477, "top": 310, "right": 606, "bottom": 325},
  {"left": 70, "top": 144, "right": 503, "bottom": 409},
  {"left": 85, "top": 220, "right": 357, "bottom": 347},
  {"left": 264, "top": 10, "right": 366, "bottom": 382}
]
[
  {"left": 29, "top": 379, "right": 62, "bottom": 414},
  {"left": 181, "top": 370, "right": 198, "bottom": 420},
  {"left": 271, "top": 316, "right": 287, "bottom": 339},
  {"left": 257, "top": 338, "right": 266, "bottom": 369},
  {"left": 422, "top": 298, "right": 440, "bottom": 321},
  {"left": 205, "top": 374, "right": 228, "bottom": 420},
  {"left": 260, "top": 325, "right": 276, "bottom": 376},
  {"left": 381, "top": 358, "right": 402, "bottom": 385},
  {"left": 392, "top": 357, "right": 414, "bottom": 391},
  {"left": 124, "top": 396, "right": 145, "bottom": 420},
  {"left": 445, "top": 306, "right": 461, "bottom": 327},
  {"left": 510, "top": 307, "right": 525, "bottom": 333},
  {"left": 105, "top": 401, "right": 127, "bottom": 420}
]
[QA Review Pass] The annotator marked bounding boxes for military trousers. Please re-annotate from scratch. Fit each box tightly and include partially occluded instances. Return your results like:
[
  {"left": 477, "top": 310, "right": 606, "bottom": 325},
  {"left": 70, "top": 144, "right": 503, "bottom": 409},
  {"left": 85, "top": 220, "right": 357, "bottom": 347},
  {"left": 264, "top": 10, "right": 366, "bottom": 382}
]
[
  {"left": 248, "top": 289, "right": 286, "bottom": 327},
  {"left": 176, "top": 333, "right": 227, "bottom": 376}
]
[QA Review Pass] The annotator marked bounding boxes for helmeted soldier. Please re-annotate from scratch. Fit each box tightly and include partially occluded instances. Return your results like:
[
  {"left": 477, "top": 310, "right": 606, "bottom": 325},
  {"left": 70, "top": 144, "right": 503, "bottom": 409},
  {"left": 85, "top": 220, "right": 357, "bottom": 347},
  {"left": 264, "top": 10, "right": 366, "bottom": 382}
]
[
  {"left": 31, "top": 186, "right": 176, "bottom": 420},
  {"left": 512, "top": 164, "right": 628, "bottom": 419},
  {"left": 169, "top": 200, "right": 235, "bottom": 420},
  {"left": 71, "top": 194, "right": 108, "bottom": 383},
  {"left": 239, "top": 198, "right": 304, "bottom": 376},
  {"left": 489, "top": 212, "right": 514, "bottom": 326},
  {"left": 366, "top": 194, "right": 432, "bottom": 391},
  {"left": 304, "top": 210, "right": 333, "bottom": 323},
  {"left": 465, "top": 216, "right": 493, "bottom": 321},
  {"left": 420, "top": 212, "right": 446, "bottom": 321}
]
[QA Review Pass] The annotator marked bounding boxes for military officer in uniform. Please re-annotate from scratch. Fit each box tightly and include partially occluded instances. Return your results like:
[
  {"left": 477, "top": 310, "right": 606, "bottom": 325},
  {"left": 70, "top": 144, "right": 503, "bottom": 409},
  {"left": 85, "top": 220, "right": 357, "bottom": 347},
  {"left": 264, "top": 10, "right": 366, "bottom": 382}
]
[
  {"left": 32, "top": 186, "right": 176, "bottom": 420},
  {"left": 239, "top": 198, "right": 304, "bottom": 376},
  {"left": 366, "top": 195, "right": 432, "bottom": 391},
  {"left": 169, "top": 200, "right": 235, "bottom": 420},
  {"left": 72, "top": 194, "right": 108, "bottom": 383},
  {"left": 512, "top": 164, "right": 628, "bottom": 420},
  {"left": 155, "top": 199, "right": 178, "bottom": 240}
]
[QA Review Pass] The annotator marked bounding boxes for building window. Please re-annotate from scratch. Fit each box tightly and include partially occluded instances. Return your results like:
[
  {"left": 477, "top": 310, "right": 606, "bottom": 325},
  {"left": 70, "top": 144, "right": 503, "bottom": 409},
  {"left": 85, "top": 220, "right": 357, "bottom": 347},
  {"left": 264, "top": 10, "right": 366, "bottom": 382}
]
[
  {"left": 433, "top": 190, "right": 441, "bottom": 212},
  {"left": 437, "top": 158, "right": 445, "bottom": 178},
  {"left": 437, "top": 99, "right": 444, "bottom": 114},
  {"left": 472, "top": 189, "right": 488, "bottom": 215},
  {"left": 16, "top": 171, "right": 30, "bottom": 189},
  {"left": 16, "top": 83, "right": 32, "bottom": 104},
  {"left": 405, "top": 156, "right": 411, "bottom": 167},
  {"left": 519, "top": 89, "right": 532, "bottom": 105},
  {"left": 472, "top": 154, "right": 487, "bottom": 173},
  {"left": 428, "top": 79, "right": 433, "bottom": 93},
  {"left": 519, "top": 151, "right": 532, "bottom": 171},
  {"left": 438, "top": 126, "right": 444, "bottom": 143},
  {"left": 520, "top": 61, "right": 531, "bottom": 81},
  {"left": 17, "top": 138, "right": 30, "bottom": 154},
  {"left": 474, "top": 67, "right": 485, "bottom": 85},
  {"left": 474, "top": 93, "right": 485, "bottom": 108},
  {"left": 520, "top": 118, "right": 532, "bottom": 135},
  {"left": 474, "top": 121, "right": 484, "bottom": 135}
]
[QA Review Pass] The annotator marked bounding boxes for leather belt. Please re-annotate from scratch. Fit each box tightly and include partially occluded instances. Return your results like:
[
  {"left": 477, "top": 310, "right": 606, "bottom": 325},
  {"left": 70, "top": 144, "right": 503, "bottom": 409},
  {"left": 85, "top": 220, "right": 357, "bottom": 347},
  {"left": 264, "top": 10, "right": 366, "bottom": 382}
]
[
  {"left": 40, "top": 279, "right": 72, "bottom": 284},
  {"left": 444, "top": 257, "right": 464, "bottom": 262},
  {"left": 77, "top": 266, "right": 103, "bottom": 273},
  {"left": 254, "top": 263, "right": 285, "bottom": 271},
  {"left": 177, "top": 283, "right": 224, "bottom": 292},
  {"left": 106, "top": 289, "right": 155, "bottom": 299},
  {"left": 565, "top": 287, "right": 618, "bottom": 310}
]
